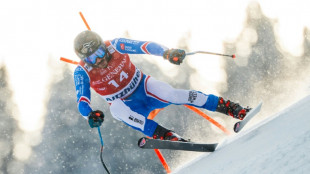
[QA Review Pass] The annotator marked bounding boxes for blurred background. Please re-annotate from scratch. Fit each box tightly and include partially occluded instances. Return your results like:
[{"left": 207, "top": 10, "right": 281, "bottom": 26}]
[{"left": 1, "top": 0, "right": 310, "bottom": 173}]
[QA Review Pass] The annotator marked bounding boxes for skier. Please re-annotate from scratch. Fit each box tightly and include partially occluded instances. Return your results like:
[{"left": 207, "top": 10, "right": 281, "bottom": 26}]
[{"left": 73, "top": 30, "right": 250, "bottom": 142}]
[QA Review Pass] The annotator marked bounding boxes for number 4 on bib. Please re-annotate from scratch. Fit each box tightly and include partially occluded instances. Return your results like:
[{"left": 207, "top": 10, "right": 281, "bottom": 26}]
[{"left": 108, "top": 71, "right": 129, "bottom": 88}]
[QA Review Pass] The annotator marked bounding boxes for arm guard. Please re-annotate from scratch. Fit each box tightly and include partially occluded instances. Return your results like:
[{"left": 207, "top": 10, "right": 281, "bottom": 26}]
[
  {"left": 74, "top": 66, "right": 92, "bottom": 118},
  {"left": 110, "top": 38, "right": 168, "bottom": 56}
]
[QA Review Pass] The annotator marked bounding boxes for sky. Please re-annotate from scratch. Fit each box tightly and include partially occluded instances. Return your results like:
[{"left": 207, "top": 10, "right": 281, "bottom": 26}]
[
  {"left": 0, "top": 0, "right": 310, "bottom": 162},
  {"left": 174, "top": 95, "right": 310, "bottom": 174}
]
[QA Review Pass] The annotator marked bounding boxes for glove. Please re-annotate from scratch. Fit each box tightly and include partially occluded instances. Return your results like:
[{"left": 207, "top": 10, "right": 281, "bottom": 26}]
[
  {"left": 88, "top": 110, "right": 104, "bottom": 128},
  {"left": 163, "top": 49, "right": 186, "bottom": 65}
]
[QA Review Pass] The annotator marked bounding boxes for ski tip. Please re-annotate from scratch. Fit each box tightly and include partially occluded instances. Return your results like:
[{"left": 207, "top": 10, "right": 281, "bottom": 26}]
[
  {"left": 138, "top": 137, "right": 147, "bottom": 148},
  {"left": 234, "top": 122, "right": 241, "bottom": 133}
]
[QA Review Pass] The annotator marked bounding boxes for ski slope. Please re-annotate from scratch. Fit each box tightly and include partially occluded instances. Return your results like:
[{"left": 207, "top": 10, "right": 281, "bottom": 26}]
[{"left": 174, "top": 95, "right": 310, "bottom": 174}]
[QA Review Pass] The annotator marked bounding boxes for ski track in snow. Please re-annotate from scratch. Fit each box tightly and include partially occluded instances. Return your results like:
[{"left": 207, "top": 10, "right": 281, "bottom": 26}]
[{"left": 174, "top": 95, "right": 310, "bottom": 174}]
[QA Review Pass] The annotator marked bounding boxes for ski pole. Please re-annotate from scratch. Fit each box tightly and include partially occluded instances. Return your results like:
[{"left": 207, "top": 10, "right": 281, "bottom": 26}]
[
  {"left": 186, "top": 51, "right": 236, "bottom": 58},
  {"left": 60, "top": 57, "right": 79, "bottom": 65},
  {"left": 98, "top": 127, "right": 104, "bottom": 146},
  {"left": 79, "top": 12, "right": 91, "bottom": 31},
  {"left": 184, "top": 105, "right": 232, "bottom": 135},
  {"left": 98, "top": 127, "right": 111, "bottom": 174}
]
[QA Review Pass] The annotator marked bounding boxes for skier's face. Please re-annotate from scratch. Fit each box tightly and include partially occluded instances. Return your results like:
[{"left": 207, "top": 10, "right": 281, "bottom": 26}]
[
  {"left": 83, "top": 45, "right": 109, "bottom": 68},
  {"left": 94, "top": 57, "right": 109, "bottom": 68}
]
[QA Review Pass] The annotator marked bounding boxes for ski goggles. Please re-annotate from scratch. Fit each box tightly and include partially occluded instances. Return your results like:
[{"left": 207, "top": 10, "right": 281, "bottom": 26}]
[{"left": 83, "top": 45, "right": 107, "bottom": 65}]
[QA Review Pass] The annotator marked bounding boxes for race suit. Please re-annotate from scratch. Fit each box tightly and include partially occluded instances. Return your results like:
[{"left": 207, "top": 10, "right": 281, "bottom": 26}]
[{"left": 74, "top": 38, "right": 219, "bottom": 137}]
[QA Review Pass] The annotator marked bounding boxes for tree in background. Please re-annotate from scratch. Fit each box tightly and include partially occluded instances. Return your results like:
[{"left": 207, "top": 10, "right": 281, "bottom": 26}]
[
  {"left": 0, "top": 65, "right": 21, "bottom": 173},
  {"left": 222, "top": 2, "right": 309, "bottom": 118},
  {"left": 301, "top": 28, "right": 310, "bottom": 68},
  {"left": 223, "top": 2, "right": 284, "bottom": 101},
  {"left": 300, "top": 28, "right": 310, "bottom": 94},
  {"left": 24, "top": 65, "right": 98, "bottom": 173}
]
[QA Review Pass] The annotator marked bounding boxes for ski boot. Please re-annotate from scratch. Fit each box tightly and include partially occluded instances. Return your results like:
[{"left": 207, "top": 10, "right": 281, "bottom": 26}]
[
  {"left": 164, "top": 131, "right": 188, "bottom": 142},
  {"left": 216, "top": 97, "right": 251, "bottom": 120},
  {"left": 153, "top": 125, "right": 188, "bottom": 142}
]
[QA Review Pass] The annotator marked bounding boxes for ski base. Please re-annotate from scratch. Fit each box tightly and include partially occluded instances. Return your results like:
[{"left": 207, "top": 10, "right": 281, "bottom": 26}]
[
  {"left": 138, "top": 137, "right": 218, "bottom": 152},
  {"left": 234, "top": 102, "right": 263, "bottom": 133}
]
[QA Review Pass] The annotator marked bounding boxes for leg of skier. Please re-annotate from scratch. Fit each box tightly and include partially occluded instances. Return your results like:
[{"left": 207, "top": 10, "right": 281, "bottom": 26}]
[
  {"left": 145, "top": 76, "right": 250, "bottom": 141},
  {"left": 109, "top": 95, "right": 188, "bottom": 142},
  {"left": 109, "top": 75, "right": 189, "bottom": 142},
  {"left": 145, "top": 76, "right": 250, "bottom": 120},
  {"left": 109, "top": 99, "right": 160, "bottom": 137},
  {"left": 109, "top": 75, "right": 249, "bottom": 142}
]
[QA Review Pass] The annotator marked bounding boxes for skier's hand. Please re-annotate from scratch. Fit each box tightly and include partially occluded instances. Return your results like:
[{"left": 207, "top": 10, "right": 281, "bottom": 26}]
[
  {"left": 88, "top": 110, "right": 104, "bottom": 128},
  {"left": 163, "top": 49, "right": 186, "bottom": 65}
]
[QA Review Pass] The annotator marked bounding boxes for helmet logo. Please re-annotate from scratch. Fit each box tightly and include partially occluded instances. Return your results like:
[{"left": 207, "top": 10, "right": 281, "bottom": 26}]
[{"left": 81, "top": 41, "right": 96, "bottom": 54}]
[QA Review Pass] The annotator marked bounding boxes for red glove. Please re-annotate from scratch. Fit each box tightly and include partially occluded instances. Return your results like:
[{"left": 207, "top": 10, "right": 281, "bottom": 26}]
[{"left": 163, "top": 49, "right": 186, "bottom": 65}]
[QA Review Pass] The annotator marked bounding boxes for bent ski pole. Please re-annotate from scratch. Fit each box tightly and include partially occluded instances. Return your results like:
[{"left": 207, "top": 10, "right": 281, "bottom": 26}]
[
  {"left": 98, "top": 127, "right": 111, "bottom": 174},
  {"left": 60, "top": 57, "right": 79, "bottom": 65},
  {"left": 184, "top": 105, "right": 232, "bottom": 135},
  {"left": 186, "top": 51, "right": 235, "bottom": 58},
  {"left": 79, "top": 12, "right": 91, "bottom": 31},
  {"left": 98, "top": 127, "right": 104, "bottom": 146}
]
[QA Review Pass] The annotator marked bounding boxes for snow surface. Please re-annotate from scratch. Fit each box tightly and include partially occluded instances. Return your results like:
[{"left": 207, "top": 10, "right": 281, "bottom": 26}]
[{"left": 174, "top": 95, "right": 310, "bottom": 174}]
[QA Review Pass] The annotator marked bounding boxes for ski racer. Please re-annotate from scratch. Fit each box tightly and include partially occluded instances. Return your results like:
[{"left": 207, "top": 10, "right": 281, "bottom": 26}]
[{"left": 73, "top": 30, "right": 250, "bottom": 141}]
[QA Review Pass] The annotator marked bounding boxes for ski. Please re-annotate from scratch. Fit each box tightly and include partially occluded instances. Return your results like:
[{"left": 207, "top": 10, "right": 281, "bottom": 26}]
[
  {"left": 138, "top": 137, "right": 218, "bottom": 152},
  {"left": 234, "top": 102, "right": 263, "bottom": 133}
]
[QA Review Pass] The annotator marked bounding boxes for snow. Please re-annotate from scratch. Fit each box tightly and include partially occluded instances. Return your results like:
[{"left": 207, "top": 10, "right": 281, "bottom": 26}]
[{"left": 174, "top": 95, "right": 310, "bottom": 174}]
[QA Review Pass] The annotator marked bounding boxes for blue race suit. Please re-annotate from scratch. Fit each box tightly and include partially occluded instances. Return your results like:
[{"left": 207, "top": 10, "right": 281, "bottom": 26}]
[{"left": 74, "top": 38, "right": 219, "bottom": 137}]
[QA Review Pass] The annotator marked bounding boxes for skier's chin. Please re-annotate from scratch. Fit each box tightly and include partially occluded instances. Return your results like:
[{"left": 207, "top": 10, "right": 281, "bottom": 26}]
[{"left": 96, "top": 60, "right": 108, "bottom": 68}]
